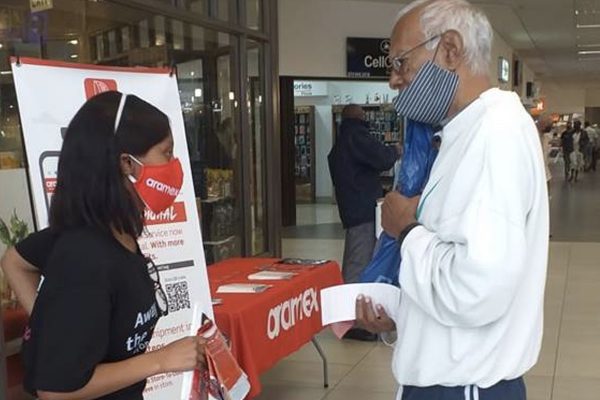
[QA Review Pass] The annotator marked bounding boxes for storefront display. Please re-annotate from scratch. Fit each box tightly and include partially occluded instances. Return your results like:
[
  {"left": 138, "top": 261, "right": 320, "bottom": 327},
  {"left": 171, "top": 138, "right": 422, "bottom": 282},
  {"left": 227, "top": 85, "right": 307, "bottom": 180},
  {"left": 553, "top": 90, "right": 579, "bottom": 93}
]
[
  {"left": 0, "top": 1, "right": 279, "bottom": 398},
  {"left": 294, "top": 106, "right": 316, "bottom": 203}
]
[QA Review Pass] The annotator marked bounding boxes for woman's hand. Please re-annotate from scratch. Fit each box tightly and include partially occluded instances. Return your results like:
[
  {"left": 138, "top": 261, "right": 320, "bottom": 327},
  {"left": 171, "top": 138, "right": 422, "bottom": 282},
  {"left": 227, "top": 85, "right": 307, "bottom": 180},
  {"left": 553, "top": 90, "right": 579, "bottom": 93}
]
[{"left": 153, "top": 336, "right": 206, "bottom": 373}]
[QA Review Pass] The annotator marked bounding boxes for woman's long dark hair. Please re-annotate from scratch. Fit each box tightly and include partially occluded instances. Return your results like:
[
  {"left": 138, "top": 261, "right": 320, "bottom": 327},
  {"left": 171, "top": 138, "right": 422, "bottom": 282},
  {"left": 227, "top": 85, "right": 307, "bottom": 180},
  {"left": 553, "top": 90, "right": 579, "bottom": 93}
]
[{"left": 49, "top": 91, "right": 171, "bottom": 237}]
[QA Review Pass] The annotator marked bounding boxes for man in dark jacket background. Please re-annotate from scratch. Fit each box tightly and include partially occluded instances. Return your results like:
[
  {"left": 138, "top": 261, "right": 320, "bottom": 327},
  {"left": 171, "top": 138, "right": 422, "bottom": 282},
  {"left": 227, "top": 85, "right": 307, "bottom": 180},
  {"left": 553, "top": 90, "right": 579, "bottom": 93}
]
[
  {"left": 328, "top": 104, "right": 399, "bottom": 287},
  {"left": 561, "top": 122, "right": 574, "bottom": 180}
]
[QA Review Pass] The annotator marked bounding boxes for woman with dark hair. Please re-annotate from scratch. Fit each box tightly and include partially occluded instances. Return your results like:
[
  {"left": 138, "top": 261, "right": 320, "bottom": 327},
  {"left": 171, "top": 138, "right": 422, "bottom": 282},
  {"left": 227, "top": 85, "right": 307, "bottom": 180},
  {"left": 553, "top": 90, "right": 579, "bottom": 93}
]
[{"left": 0, "top": 91, "right": 205, "bottom": 400}]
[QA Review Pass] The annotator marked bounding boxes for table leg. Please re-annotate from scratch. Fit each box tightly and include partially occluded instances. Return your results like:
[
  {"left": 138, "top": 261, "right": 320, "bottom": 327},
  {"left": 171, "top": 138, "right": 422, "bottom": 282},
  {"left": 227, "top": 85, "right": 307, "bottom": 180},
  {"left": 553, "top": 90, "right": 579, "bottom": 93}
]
[{"left": 311, "top": 337, "right": 329, "bottom": 388}]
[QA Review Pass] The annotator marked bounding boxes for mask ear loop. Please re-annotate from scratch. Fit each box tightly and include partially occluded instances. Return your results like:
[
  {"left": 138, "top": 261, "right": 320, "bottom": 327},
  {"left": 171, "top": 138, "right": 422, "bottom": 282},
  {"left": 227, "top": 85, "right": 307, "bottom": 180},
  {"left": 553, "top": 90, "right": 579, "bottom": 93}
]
[
  {"left": 127, "top": 155, "right": 144, "bottom": 184},
  {"left": 431, "top": 34, "right": 443, "bottom": 64}
]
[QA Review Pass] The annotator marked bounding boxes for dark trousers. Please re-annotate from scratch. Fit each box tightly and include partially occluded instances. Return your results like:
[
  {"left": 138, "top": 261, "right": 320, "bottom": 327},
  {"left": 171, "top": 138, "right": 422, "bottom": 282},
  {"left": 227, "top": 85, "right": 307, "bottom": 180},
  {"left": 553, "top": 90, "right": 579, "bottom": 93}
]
[
  {"left": 401, "top": 378, "right": 526, "bottom": 400},
  {"left": 342, "top": 221, "right": 376, "bottom": 283}
]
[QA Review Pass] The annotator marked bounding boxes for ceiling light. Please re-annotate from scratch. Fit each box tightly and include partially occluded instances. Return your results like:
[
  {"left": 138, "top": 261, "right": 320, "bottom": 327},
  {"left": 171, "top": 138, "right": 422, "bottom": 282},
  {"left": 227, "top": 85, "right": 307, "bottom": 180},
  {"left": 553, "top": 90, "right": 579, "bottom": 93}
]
[
  {"left": 0, "top": 44, "right": 3, "bottom": 49},
  {"left": 194, "top": 88, "right": 202, "bottom": 97},
  {"left": 576, "top": 10, "right": 580, "bottom": 15},
  {"left": 578, "top": 50, "right": 600, "bottom": 55},
  {"left": 190, "top": 71, "right": 195, "bottom": 76},
  {"left": 0, "top": 71, "right": 12, "bottom": 75},
  {"left": 229, "top": 91, "right": 235, "bottom": 100},
  {"left": 70, "top": 54, "right": 79, "bottom": 59},
  {"left": 576, "top": 24, "right": 600, "bottom": 28},
  {"left": 68, "top": 39, "right": 78, "bottom": 45},
  {"left": 578, "top": 43, "right": 600, "bottom": 48}
]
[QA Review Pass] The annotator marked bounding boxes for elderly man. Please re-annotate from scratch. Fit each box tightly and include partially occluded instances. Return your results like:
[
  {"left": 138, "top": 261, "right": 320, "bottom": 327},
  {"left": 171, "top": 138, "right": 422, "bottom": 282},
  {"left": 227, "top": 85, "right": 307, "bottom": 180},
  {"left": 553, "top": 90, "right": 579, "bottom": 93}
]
[{"left": 355, "top": 1, "right": 549, "bottom": 399}]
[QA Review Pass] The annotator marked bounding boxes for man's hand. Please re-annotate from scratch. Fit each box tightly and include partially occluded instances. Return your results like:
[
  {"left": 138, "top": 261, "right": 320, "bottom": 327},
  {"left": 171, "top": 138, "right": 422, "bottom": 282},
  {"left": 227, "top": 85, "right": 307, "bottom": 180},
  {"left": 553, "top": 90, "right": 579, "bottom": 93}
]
[
  {"left": 355, "top": 295, "right": 395, "bottom": 333},
  {"left": 381, "top": 192, "right": 420, "bottom": 239}
]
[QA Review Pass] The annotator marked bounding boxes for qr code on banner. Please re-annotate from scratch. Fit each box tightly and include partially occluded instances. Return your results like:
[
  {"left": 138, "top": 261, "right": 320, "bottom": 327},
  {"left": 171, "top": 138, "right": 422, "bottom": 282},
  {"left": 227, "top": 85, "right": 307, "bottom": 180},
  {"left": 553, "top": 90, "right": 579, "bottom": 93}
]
[{"left": 165, "top": 281, "right": 191, "bottom": 313}]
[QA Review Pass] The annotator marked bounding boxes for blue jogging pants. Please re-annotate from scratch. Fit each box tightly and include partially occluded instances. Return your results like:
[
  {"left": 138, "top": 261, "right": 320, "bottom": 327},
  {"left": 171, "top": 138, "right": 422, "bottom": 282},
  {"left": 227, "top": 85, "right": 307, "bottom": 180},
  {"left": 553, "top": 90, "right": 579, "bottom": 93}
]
[{"left": 400, "top": 378, "right": 526, "bottom": 400}]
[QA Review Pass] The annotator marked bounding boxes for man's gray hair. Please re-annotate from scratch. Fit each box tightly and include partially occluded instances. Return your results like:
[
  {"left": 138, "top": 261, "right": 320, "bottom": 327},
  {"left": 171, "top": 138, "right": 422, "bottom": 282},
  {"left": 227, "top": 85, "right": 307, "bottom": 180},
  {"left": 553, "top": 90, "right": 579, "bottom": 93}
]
[{"left": 396, "top": 0, "right": 493, "bottom": 75}]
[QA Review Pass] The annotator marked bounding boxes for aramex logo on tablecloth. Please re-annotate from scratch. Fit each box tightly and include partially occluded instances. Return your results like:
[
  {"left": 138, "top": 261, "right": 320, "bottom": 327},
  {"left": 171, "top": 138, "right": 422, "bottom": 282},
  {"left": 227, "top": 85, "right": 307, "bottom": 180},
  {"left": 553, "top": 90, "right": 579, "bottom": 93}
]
[
  {"left": 267, "top": 287, "right": 320, "bottom": 340},
  {"left": 84, "top": 78, "right": 118, "bottom": 99}
]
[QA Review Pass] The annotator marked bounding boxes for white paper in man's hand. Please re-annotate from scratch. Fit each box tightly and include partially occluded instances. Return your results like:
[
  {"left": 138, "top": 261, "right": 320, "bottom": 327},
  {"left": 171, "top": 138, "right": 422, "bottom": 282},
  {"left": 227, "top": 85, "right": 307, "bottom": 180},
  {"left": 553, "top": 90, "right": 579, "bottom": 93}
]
[{"left": 320, "top": 283, "right": 401, "bottom": 326}]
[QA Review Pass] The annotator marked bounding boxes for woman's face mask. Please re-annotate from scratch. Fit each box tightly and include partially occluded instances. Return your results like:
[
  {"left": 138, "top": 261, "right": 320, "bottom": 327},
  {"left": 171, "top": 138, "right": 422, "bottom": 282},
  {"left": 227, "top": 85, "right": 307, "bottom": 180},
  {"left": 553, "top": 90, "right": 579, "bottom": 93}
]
[{"left": 128, "top": 155, "right": 184, "bottom": 214}]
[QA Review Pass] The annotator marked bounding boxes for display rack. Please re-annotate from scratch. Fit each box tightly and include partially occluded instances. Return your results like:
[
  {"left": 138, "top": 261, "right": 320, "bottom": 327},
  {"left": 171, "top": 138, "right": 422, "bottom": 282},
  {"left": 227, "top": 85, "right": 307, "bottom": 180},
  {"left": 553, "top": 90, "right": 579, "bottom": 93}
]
[{"left": 294, "top": 106, "right": 316, "bottom": 203}]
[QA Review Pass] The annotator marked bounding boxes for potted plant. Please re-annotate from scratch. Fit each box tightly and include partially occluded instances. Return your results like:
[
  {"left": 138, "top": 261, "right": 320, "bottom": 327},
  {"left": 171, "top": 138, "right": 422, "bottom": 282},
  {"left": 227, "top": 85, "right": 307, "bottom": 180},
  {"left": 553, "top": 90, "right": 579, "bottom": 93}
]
[{"left": 0, "top": 210, "right": 29, "bottom": 307}]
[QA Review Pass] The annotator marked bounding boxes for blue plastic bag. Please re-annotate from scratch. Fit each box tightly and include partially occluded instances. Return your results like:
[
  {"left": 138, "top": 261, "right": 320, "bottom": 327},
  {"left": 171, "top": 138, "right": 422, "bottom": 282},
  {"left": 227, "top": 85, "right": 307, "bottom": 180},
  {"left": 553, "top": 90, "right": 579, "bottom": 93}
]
[{"left": 359, "top": 120, "right": 437, "bottom": 286}]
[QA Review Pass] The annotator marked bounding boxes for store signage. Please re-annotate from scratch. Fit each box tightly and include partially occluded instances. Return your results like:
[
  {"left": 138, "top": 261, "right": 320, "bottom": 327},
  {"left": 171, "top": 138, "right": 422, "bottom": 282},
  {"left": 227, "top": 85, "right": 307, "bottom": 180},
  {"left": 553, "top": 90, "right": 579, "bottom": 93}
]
[
  {"left": 293, "top": 81, "right": 328, "bottom": 97},
  {"left": 30, "top": 0, "right": 53, "bottom": 13},
  {"left": 11, "top": 57, "right": 212, "bottom": 400},
  {"left": 347, "top": 37, "right": 392, "bottom": 78}
]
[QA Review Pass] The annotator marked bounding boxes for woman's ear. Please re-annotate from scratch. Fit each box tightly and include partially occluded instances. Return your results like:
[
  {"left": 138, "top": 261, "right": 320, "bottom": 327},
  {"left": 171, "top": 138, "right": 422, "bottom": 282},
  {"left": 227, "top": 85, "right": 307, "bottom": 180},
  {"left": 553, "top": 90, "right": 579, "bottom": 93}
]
[{"left": 120, "top": 154, "right": 135, "bottom": 177}]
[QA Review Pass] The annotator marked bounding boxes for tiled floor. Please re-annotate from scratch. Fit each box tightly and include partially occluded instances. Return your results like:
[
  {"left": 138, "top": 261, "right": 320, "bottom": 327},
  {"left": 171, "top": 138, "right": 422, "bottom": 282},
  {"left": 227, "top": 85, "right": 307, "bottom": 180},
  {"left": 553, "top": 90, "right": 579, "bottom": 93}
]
[{"left": 260, "top": 171, "right": 600, "bottom": 400}]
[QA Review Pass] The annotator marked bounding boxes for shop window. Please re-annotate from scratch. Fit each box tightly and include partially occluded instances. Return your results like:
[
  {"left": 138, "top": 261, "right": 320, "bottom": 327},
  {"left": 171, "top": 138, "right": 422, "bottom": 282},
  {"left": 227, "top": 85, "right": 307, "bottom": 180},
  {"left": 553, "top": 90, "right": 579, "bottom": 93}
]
[
  {"left": 247, "top": 41, "right": 267, "bottom": 254},
  {"left": 0, "top": 1, "right": 274, "bottom": 397},
  {"left": 246, "top": 0, "right": 262, "bottom": 30}
]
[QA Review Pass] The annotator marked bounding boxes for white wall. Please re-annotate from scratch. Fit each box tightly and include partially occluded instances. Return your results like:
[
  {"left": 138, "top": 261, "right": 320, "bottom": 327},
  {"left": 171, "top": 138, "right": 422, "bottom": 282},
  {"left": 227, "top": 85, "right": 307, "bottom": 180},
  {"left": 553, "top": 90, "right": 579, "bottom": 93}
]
[
  {"left": 490, "top": 33, "right": 514, "bottom": 92},
  {"left": 540, "top": 81, "right": 585, "bottom": 115},
  {"left": 295, "top": 81, "right": 397, "bottom": 199},
  {"left": 279, "top": 0, "right": 402, "bottom": 77},
  {"left": 585, "top": 89, "right": 600, "bottom": 107}
]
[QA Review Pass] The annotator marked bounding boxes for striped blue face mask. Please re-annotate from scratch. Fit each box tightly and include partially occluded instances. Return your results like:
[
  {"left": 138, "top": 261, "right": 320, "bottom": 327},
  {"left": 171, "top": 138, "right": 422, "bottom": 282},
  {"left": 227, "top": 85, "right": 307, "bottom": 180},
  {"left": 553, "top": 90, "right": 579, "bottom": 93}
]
[{"left": 393, "top": 60, "right": 459, "bottom": 125}]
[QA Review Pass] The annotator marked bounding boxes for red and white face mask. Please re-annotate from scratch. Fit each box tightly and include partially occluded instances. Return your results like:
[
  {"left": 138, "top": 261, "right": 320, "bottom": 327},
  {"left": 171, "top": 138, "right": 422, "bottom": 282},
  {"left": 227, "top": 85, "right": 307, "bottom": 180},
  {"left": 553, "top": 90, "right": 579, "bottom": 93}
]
[{"left": 128, "top": 155, "right": 184, "bottom": 214}]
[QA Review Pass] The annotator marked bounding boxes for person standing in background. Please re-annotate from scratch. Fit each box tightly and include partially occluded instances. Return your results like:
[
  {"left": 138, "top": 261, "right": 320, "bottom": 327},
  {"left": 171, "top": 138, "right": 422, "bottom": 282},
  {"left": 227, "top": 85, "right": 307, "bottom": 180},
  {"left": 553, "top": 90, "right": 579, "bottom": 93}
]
[
  {"left": 584, "top": 121, "right": 598, "bottom": 171},
  {"left": 328, "top": 104, "right": 399, "bottom": 341},
  {"left": 537, "top": 115, "right": 553, "bottom": 183},
  {"left": 561, "top": 122, "right": 574, "bottom": 180},
  {"left": 570, "top": 121, "right": 587, "bottom": 182}
]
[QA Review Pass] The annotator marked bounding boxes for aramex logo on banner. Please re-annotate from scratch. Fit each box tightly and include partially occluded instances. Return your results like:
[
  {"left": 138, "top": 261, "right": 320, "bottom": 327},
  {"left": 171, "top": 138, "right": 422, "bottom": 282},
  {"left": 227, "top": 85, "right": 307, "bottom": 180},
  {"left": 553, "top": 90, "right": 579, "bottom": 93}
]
[
  {"left": 44, "top": 178, "right": 57, "bottom": 193},
  {"left": 267, "top": 287, "right": 320, "bottom": 340},
  {"left": 84, "top": 78, "right": 118, "bottom": 99},
  {"left": 145, "top": 202, "right": 187, "bottom": 226}
]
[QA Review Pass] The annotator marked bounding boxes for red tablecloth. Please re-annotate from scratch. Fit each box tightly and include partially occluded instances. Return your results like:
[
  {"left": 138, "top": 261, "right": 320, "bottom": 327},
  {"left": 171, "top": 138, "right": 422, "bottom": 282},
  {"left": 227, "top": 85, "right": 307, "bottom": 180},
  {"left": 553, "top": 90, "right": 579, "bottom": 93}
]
[
  {"left": 208, "top": 258, "right": 343, "bottom": 399},
  {"left": 2, "top": 306, "right": 28, "bottom": 398}
]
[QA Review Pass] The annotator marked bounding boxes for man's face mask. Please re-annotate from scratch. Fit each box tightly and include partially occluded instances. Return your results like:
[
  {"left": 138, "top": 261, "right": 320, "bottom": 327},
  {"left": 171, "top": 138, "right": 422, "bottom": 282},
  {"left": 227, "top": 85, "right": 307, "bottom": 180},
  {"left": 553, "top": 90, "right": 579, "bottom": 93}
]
[{"left": 392, "top": 34, "right": 460, "bottom": 125}]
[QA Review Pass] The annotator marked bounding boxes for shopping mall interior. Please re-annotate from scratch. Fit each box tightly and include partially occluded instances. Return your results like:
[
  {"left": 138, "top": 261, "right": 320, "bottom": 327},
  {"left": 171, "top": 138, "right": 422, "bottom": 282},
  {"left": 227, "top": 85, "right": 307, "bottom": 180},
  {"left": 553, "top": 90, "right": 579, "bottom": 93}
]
[{"left": 2, "top": 0, "right": 600, "bottom": 399}]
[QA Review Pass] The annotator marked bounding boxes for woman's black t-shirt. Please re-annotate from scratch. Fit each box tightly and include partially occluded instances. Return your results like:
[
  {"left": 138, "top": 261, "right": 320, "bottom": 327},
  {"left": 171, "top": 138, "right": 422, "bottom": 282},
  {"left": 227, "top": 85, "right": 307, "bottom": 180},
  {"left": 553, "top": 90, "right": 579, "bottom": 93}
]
[{"left": 16, "top": 227, "right": 160, "bottom": 400}]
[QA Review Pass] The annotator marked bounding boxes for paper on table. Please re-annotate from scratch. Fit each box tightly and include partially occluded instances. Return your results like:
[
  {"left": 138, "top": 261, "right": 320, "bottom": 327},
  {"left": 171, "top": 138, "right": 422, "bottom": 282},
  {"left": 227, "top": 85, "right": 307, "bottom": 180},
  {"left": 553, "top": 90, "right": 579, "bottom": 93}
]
[
  {"left": 217, "top": 283, "right": 271, "bottom": 293},
  {"left": 248, "top": 271, "right": 297, "bottom": 280},
  {"left": 320, "top": 283, "right": 401, "bottom": 326}
]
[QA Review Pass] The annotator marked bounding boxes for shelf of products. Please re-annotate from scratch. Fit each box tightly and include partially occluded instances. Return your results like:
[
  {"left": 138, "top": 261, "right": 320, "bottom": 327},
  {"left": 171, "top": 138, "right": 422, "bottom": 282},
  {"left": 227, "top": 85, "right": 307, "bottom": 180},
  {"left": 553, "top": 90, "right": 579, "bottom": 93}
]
[
  {"left": 294, "top": 106, "right": 316, "bottom": 203},
  {"left": 200, "top": 168, "right": 238, "bottom": 264}
]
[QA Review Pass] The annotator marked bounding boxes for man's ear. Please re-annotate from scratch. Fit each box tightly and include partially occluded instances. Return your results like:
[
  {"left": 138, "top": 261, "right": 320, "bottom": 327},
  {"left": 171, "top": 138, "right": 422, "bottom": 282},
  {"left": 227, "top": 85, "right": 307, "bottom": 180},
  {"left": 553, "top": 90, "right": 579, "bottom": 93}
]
[{"left": 437, "top": 30, "right": 464, "bottom": 72}]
